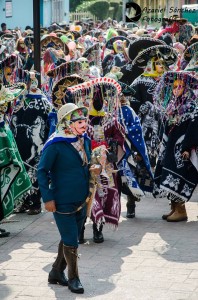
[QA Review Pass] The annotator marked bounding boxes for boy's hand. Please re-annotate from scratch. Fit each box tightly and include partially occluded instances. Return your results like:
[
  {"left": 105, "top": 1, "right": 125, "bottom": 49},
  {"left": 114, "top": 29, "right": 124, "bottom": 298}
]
[
  {"left": 89, "top": 164, "right": 102, "bottom": 175},
  {"left": 45, "top": 200, "right": 56, "bottom": 212}
]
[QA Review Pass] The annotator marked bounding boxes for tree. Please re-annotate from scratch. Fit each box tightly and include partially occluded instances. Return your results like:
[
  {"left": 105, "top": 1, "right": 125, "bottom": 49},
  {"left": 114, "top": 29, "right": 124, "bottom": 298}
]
[
  {"left": 88, "top": 1, "right": 110, "bottom": 21},
  {"left": 70, "top": 0, "right": 84, "bottom": 12}
]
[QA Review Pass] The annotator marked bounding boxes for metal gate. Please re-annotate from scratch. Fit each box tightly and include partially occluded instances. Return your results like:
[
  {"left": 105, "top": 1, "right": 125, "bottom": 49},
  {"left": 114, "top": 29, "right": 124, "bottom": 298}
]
[{"left": 52, "top": 0, "right": 64, "bottom": 23}]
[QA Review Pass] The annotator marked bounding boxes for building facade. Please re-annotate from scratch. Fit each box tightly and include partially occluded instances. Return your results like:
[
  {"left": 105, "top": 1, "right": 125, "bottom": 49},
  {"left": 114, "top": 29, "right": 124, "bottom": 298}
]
[{"left": 0, "top": 0, "right": 69, "bottom": 30}]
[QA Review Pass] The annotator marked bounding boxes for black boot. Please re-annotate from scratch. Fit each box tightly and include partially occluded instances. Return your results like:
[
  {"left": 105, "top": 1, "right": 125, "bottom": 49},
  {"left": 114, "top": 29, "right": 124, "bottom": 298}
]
[
  {"left": 93, "top": 223, "right": 104, "bottom": 243},
  {"left": 79, "top": 226, "right": 85, "bottom": 244},
  {"left": 0, "top": 228, "right": 10, "bottom": 238},
  {"left": 27, "top": 189, "right": 42, "bottom": 215},
  {"left": 63, "top": 245, "right": 84, "bottom": 294},
  {"left": 126, "top": 194, "right": 136, "bottom": 218},
  {"left": 48, "top": 240, "right": 68, "bottom": 286}
]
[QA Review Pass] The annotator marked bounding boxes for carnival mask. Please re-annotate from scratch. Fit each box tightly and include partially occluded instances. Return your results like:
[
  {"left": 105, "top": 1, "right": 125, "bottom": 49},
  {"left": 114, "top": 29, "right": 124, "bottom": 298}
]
[
  {"left": 4, "top": 66, "right": 13, "bottom": 83},
  {"left": 78, "top": 57, "right": 89, "bottom": 71},
  {"left": 30, "top": 78, "right": 38, "bottom": 92},
  {"left": 113, "top": 40, "right": 124, "bottom": 54},
  {"left": 70, "top": 119, "right": 87, "bottom": 135},
  {"left": 154, "top": 59, "right": 165, "bottom": 74},
  {"left": 172, "top": 79, "right": 185, "bottom": 98},
  {"left": 0, "top": 102, "right": 8, "bottom": 114}
]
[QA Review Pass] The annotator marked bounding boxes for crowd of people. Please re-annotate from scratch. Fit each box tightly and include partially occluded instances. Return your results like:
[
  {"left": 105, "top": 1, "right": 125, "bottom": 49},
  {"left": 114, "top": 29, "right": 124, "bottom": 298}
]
[{"left": 0, "top": 16, "right": 198, "bottom": 294}]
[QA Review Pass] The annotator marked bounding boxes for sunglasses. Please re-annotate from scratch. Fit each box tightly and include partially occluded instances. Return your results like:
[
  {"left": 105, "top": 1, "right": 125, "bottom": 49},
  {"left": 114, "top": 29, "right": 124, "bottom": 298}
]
[{"left": 173, "top": 85, "right": 185, "bottom": 89}]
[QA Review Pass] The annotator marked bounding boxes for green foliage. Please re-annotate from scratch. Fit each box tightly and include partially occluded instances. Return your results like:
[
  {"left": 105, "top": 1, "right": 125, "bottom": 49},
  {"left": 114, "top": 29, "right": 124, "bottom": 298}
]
[
  {"left": 110, "top": 2, "right": 119, "bottom": 19},
  {"left": 76, "top": 0, "right": 95, "bottom": 12},
  {"left": 70, "top": 0, "right": 84, "bottom": 12},
  {"left": 75, "top": 0, "right": 122, "bottom": 21},
  {"left": 116, "top": 4, "right": 123, "bottom": 21},
  {"left": 88, "top": 1, "right": 110, "bottom": 20}
]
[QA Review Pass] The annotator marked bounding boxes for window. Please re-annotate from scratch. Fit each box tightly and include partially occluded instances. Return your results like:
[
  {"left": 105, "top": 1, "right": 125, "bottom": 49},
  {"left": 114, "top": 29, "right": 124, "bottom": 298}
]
[{"left": 5, "top": 0, "right": 12, "bottom": 18}]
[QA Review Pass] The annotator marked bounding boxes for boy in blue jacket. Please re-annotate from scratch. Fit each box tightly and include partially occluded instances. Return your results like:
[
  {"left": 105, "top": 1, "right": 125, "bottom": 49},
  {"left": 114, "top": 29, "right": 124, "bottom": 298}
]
[{"left": 37, "top": 103, "right": 101, "bottom": 294}]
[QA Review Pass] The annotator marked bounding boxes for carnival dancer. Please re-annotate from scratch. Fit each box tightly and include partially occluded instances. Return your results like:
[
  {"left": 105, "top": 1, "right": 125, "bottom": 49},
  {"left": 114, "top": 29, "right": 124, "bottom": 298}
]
[
  {"left": 118, "top": 91, "right": 153, "bottom": 218},
  {"left": 37, "top": 103, "right": 101, "bottom": 294},
  {"left": 129, "top": 45, "right": 178, "bottom": 168},
  {"left": 68, "top": 78, "right": 125, "bottom": 243},
  {"left": 0, "top": 83, "right": 32, "bottom": 237},
  {"left": 10, "top": 71, "right": 52, "bottom": 215},
  {"left": 102, "top": 36, "right": 130, "bottom": 75},
  {"left": 153, "top": 71, "right": 198, "bottom": 222}
]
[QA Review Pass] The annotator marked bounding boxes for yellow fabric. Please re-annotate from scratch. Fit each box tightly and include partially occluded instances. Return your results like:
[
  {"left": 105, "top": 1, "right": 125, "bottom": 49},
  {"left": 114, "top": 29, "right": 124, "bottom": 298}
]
[{"left": 89, "top": 106, "right": 105, "bottom": 117}]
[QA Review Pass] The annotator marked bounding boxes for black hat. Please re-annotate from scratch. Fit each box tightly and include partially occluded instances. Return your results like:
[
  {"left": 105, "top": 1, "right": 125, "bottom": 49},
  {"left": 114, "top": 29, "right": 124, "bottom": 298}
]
[
  {"left": 128, "top": 37, "right": 165, "bottom": 61},
  {"left": 82, "top": 42, "right": 101, "bottom": 67},
  {"left": 47, "top": 60, "right": 83, "bottom": 78},
  {"left": 51, "top": 75, "right": 85, "bottom": 108}
]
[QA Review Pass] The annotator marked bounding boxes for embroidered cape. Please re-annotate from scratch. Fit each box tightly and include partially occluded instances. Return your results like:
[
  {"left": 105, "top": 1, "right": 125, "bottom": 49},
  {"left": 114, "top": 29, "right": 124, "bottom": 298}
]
[{"left": 0, "top": 122, "right": 32, "bottom": 220}]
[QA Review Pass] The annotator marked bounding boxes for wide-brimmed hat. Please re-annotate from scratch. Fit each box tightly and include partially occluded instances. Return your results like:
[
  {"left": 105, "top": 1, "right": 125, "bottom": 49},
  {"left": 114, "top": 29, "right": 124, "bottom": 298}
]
[
  {"left": 116, "top": 29, "right": 128, "bottom": 37},
  {"left": 68, "top": 77, "right": 121, "bottom": 116},
  {"left": 82, "top": 42, "right": 101, "bottom": 67},
  {"left": 51, "top": 75, "right": 85, "bottom": 108},
  {"left": 105, "top": 36, "right": 130, "bottom": 50},
  {"left": 157, "top": 32, "right": 173, "bottom": 46},
  {"left": 188, "top": 34, "right": 198, "bottom": 46},
  {"left": 24, "top": 36, "right": 34, "bottom": 48},
  {"left": 40, "top": 28, "right": 48, "bottom": 36},
  {"left": 0, "top": 82, "right": 26, "bottom": 105},
  {"left": 68, "top": 77, "right": 121, "bottom": 95},
  {"left": 1, "top": 33, "right": 14, "bottom": 41},
  {"left": 120, "top": 45, "right": 178, "bottom": 85},
  {"left": 0, "top": 44, "right": 6, "bottom": 55},
  {"left": 57, "top": 103, "right": 88, "bottom": 123},
  {"left": 128, "top": 37, "right": 165, "bottom": 61},
  {"left": 183, "top": 42, "right": 198, "bottom": 62},
  {"left": 0, "top": 53, "right": 19, "bottom": 70},
  {"left": 70, "top": 31, "right": 81, "bottom": 40},
  {"left": 41, "top": 35, "right": 69, "bottom": 54},
  {"left": 15, "top": 68, "right": 40, "bottom": 84},
  {"left": 47, "top": 60, "right": 83, "bottom": 79},
  {"left": 118, "top": 81, "right": 135, "bottom": 96},
  {"left": 132, "top": 44, "right": 178, "bottom": 68}
]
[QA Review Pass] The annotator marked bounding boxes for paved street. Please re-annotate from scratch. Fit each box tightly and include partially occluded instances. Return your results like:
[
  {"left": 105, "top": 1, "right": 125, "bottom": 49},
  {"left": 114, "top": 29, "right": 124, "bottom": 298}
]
[{"left": 0, "top": 193, "right": 198, "bottom": 300}]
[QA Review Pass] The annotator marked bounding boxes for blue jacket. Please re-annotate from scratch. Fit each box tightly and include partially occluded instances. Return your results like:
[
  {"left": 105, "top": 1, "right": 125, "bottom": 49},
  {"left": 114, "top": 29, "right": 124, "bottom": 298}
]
[{"left": 37, "top": 138, "right": 91, "bottom": 206}]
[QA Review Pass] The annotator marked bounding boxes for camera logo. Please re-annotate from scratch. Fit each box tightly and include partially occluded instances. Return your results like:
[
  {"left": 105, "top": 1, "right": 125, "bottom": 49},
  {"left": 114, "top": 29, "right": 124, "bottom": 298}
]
[{"left": 125, "top": 2, "right": 142, "bottom": 22}]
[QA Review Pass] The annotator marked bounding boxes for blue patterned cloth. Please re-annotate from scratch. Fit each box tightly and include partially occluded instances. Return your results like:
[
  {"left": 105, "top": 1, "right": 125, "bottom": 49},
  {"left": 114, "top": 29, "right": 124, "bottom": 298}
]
[{"left": 118, "top": 105, "right": 153, "bottom": 195}]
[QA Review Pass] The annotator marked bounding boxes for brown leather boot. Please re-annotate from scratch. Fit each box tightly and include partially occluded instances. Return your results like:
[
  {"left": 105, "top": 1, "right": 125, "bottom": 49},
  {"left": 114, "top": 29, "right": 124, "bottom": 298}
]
[
  {"left": 48, "top": 240, "right": 68, "bottom": 286},
  {"left": 162, "top": 201, "right": 176, "bottom": 220},
  {"left": 63, "top": 245, "right": 84, "bottom": 294},
  {"left": 167, "top": 202, "right": 188, "bottom": 222}
]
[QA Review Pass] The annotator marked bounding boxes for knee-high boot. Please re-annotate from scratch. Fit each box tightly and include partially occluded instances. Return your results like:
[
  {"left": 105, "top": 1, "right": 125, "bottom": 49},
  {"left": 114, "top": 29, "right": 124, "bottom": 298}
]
[
  {"left": 63, "top": 245, "right": 84, "bottom": 294},
  {"left": 126, "top": 194, "right": 136, "bottom": 218},
  {"left": 48, "top": 240, "right": 68, "bottom": 286}
]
